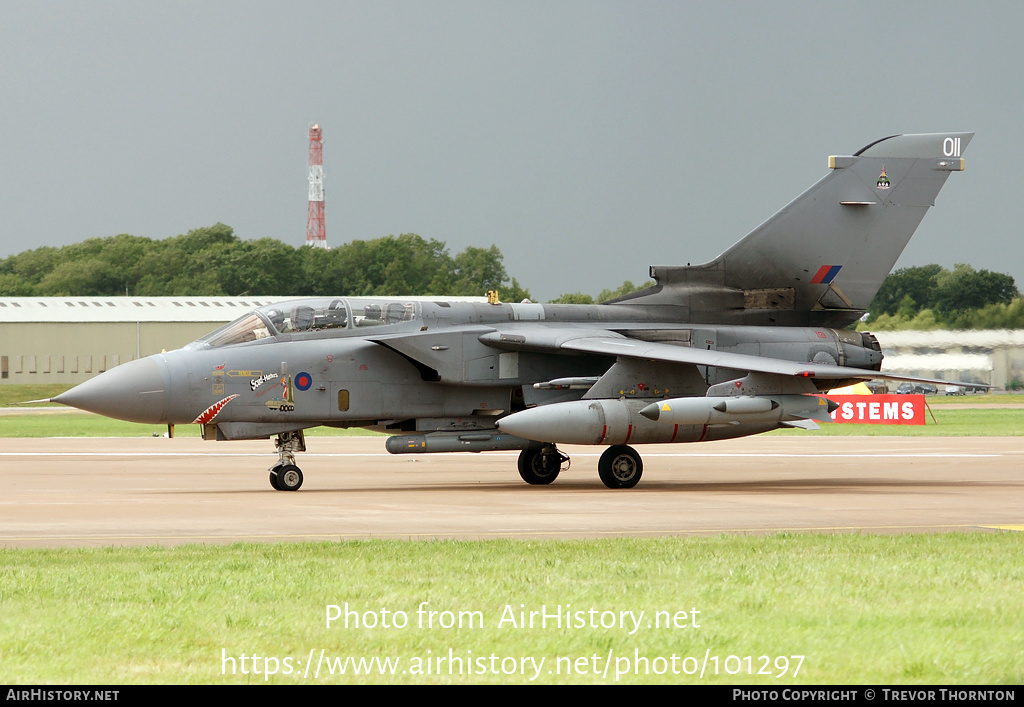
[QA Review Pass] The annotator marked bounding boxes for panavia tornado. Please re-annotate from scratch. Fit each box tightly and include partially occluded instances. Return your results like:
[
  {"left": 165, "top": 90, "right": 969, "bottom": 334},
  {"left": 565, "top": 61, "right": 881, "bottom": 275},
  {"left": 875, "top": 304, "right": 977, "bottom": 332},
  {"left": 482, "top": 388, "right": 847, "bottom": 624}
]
[{"left": 54, "top": 132, "right": 974, "bottom": 491}]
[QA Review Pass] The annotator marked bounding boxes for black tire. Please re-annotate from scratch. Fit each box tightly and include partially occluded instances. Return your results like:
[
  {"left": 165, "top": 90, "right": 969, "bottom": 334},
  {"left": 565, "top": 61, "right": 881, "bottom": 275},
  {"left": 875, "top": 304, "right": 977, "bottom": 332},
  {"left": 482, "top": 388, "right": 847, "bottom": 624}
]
[
  {"left": 598, "top": 445, "right": 643, "bottom": 489},
  {"left": 274, "top": 464, "right": 304, "bottom": 491},
  {"left": 269, "top": 469, "right": 283, "bottom": 491},
  {"left": 517, "top": 448, "right": 560, "bottom": 485}
]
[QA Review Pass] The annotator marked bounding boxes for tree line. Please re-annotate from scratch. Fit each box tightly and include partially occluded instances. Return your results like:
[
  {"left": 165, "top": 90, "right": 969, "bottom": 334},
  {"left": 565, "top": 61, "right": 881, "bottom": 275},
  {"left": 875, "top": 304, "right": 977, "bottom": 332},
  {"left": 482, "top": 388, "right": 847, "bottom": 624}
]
[
  {"left": 0, "top": 224, "right": 530, "bottom": 302},
  {"left": 863, "top": 264, "right": 1022, "bottom": 330},
  {"left": 549, "top": 280, "right": 654, "bottom": 304},
  {"left": 554, "top": 265, "right": 1023, "bottom": 331},
  {"left": 1, "top": 226, "right": 1019, "bottom": 329}
]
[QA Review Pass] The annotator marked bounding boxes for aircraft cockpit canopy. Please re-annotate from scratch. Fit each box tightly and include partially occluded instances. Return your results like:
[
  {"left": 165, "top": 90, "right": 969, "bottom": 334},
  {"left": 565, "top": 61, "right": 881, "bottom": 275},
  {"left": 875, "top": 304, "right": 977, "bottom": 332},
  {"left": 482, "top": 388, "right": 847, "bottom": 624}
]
[{"left": 198, "top": 298, "right": 421, "bottom": 348}]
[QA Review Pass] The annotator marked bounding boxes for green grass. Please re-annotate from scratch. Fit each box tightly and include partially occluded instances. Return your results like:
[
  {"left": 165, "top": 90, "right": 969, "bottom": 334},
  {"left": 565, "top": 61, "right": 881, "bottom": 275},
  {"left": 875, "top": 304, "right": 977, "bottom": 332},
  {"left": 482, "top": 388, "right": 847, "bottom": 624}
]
[
  {"left": 770, "top": 408, "right": 1024, "bottom": 437},
  {"left": 922, "top": 392, "right": 1024, "bottom": 405},
  {"left": 2, "top": 408, "right": 1019, "bottom": 438},
  {"left": 0, "top": 383, "right": 70, "bottom": 407},
  {"left": 0, "top": 413, "right": 185, "bottom": 438},
  {"left": 0, "top": 535, "right": 1021, "bottom": 684},
  {"left": 0, "top": 414, "right": 383, "bottom": 438},
  {"left": 3, "top": 383, "right": 1022, "bottom": 438}
]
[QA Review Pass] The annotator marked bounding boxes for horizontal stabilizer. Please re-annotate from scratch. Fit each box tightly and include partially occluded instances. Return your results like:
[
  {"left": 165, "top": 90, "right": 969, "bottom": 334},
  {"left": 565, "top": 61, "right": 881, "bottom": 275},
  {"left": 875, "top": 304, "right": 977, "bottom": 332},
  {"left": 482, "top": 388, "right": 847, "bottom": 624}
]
[{"left": 781, "top": 419, "right": 822, "bottom": 431}]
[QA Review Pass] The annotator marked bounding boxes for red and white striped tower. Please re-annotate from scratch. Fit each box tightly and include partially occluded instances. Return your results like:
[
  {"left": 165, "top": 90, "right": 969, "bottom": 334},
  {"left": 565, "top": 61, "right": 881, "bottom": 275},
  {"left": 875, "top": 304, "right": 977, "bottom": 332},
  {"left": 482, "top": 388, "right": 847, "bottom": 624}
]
[{"left": 306, "top": 124, "right": 327, "bottom": 248}]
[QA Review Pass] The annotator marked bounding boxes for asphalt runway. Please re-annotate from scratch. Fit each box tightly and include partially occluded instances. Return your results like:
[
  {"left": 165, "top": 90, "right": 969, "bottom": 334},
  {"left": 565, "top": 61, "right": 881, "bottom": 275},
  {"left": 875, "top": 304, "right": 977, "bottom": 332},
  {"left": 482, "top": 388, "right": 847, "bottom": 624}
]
[{"left": 2, "top": 435, "right": 1022, "bottom": 547}]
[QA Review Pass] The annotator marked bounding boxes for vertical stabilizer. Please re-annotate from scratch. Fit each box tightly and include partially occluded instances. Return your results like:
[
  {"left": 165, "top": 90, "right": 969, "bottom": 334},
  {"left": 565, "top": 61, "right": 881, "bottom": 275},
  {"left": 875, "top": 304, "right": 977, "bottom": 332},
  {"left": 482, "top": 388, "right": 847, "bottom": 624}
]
[{"left": 638, "top": 132, "right": 972, "bottom": 326}]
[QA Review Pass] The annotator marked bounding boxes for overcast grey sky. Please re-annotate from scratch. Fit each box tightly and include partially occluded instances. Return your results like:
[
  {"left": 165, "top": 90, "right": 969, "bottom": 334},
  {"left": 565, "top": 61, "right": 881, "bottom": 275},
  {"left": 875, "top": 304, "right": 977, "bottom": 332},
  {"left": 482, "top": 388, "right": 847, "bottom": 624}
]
[{"left": 2, "top": 1, "right": 1021, "bottom": 301}]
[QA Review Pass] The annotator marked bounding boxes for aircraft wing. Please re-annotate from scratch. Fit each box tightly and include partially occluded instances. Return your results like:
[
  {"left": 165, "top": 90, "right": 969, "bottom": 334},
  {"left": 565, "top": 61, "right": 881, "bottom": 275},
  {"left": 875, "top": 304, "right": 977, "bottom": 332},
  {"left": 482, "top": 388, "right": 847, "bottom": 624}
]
[{"left": 478, "top": 329, "right": 977, "bottom": 388}]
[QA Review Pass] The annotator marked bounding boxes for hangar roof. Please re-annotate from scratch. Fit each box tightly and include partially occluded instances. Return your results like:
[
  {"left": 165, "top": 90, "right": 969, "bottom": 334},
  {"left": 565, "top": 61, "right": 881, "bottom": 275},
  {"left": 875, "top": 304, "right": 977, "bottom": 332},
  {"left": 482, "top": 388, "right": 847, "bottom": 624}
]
[
  {"left": 0, "top": 297, "right": 294, "bottom": 323},
  {"left": 0, "top": 296, "right": 489, "bottom": 324},
  {"left": 874, "top": 329, "right": 1024, "bottom": 348}
]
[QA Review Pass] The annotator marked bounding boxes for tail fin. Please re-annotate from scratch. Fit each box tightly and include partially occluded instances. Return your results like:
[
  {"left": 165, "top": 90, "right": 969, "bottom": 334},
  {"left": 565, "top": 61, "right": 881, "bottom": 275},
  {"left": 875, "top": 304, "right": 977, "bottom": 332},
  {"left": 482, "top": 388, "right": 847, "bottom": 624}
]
[{"left": 632, "top": 132, "right": 973, "bottom": 327}]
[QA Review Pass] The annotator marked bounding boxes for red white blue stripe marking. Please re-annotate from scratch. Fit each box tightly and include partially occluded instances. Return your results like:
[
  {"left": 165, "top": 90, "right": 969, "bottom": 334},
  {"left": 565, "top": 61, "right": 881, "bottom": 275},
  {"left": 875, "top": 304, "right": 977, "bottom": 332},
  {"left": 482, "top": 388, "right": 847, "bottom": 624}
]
[{"left": 810, "top": 265, "right": 842, "bottom": 284}]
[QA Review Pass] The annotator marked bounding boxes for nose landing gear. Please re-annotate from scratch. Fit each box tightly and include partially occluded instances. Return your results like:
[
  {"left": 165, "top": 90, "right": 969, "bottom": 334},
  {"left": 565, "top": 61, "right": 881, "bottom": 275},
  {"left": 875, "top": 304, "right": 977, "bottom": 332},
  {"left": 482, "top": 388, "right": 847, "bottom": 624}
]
[
  {"left": 269, "top": 430, "right": 306, "bottom": 491},
  {"left": 517, "top": 445, "right": 570, "bottom": 485}
]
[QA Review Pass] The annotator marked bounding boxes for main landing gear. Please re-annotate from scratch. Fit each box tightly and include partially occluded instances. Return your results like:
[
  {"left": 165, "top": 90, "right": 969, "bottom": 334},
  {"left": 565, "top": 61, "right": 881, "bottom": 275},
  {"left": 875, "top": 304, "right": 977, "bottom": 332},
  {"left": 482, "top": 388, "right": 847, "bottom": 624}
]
[
  {"left": 517, "top": 445, "right": 570, "bottom": 485},
  {"left": 597, "top": 445, "right": 643, "bottom": 489},
  {"left": 269, "top": 430, "right": 306, "bottom": 491},
  {"left": 517, "top": 444, "right": 644, "bottom": 489}
]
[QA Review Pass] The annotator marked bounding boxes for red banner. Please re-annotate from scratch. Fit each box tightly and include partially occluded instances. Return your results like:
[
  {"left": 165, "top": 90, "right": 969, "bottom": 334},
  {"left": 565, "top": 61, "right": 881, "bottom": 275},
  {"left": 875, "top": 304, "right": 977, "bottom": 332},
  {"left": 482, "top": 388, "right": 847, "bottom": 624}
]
[{"left": 823, "top": 394, "right": 926, "bottom": 425}]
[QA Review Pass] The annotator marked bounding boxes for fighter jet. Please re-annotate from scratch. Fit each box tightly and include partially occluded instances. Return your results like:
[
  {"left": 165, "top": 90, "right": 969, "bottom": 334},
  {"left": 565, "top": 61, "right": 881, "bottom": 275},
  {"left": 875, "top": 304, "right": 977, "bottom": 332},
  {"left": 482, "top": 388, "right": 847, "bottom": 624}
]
[{"left": 54, "top": 132, "right": 974, "bottom": 490}]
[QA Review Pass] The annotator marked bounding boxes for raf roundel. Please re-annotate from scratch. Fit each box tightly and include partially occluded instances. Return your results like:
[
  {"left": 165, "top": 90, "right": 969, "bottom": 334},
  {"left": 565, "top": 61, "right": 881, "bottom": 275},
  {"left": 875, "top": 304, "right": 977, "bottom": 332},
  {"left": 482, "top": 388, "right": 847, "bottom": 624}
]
[{"left": 295, "top": 372, "right": 313, "bottom": 391}]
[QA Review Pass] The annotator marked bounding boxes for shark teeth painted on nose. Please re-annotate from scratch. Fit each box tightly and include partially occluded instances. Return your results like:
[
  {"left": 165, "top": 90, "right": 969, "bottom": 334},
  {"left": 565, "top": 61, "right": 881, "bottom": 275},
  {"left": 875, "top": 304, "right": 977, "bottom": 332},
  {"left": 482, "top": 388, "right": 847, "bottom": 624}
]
[{"left": 192, "top": 394, "right": 240, "bottom": 424}]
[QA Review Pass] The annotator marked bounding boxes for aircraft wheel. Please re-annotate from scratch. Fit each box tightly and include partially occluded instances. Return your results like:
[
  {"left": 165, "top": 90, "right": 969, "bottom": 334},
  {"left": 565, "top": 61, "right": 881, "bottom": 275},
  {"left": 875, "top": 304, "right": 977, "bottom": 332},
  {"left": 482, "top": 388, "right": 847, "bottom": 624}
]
[
  {"left": 598, "top": 445, "right": 643, "bottom": 489},
  {"left": 269, "top": 469, "right": 283, "bottom": 491},
  {"left": 273, "top": 464, "right": 304, "bottom": 491},
  {"left": 517, "top": 448, "right": 560, "bottom": 485}
]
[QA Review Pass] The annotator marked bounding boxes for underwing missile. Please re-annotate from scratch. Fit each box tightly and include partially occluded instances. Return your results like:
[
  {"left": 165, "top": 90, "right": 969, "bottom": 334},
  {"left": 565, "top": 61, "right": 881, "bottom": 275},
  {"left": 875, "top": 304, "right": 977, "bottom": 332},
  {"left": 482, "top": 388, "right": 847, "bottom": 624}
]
[
  {"left": 385, "top": 431, "right": 537, "bottom": 454},
  {"left": 638, "top": 395, "right": 835, "bottom": 425},
  {"left": 497, "top": 398, "right": 786, "bottom": 446},
  {"left": 498, "top": 399, "right": 685, "bottom": 445}
]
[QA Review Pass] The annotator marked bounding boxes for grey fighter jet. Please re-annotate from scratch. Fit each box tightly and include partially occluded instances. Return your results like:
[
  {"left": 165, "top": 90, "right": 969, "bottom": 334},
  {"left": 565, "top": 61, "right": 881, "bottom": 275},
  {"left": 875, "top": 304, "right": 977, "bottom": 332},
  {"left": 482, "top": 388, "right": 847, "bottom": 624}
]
[{"left": 54, "top": 132, "right": 974, "bottom": 490}]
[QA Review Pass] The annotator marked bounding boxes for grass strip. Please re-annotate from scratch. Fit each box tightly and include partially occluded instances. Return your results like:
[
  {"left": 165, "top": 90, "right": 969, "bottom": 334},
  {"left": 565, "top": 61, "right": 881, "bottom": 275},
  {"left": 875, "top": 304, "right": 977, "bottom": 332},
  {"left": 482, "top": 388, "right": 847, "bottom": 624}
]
[
  {"left": 0, "top": 384, "right": 70, "bottom": 407},
  {"left": 1, "top": 534, "right": 1021, "bottom": 684},
  {"left": 2, "top": 408, "right": 1021, "bottom": 438},
  {"left": 0, "top": 414, "right": 382, "bottom": 438},
  {"left": 770, "top": 407, "right": 1024, "bottom": 436}
]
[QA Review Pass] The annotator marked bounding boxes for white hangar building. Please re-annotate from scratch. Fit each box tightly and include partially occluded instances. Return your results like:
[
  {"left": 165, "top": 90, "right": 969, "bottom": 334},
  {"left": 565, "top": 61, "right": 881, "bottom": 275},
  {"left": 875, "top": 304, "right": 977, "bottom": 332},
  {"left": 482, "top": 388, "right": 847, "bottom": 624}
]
[
  {"left": 871, "top": 329, "right": 1024, "bottom": 390},
  {"left": 4, "top": 297, "right": 1021, "bottom": 390},
  {"left": 0, "top": 297, "right": 290, "bottom": 385}
]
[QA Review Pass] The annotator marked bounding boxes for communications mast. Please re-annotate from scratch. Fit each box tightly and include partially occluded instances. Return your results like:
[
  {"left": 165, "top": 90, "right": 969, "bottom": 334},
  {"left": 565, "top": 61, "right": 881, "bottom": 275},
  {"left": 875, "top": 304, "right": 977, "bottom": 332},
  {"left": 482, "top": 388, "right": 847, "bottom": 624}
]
[{"left": 306, "top": 124, "right": 327, "bottom": 248}]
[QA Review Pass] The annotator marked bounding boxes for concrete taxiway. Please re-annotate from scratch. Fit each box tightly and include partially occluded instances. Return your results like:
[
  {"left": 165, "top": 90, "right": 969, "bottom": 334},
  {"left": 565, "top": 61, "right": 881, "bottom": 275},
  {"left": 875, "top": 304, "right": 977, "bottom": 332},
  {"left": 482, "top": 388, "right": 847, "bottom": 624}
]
[{"left": 2, "top": 436, "right": 1022, "bottom": 547}]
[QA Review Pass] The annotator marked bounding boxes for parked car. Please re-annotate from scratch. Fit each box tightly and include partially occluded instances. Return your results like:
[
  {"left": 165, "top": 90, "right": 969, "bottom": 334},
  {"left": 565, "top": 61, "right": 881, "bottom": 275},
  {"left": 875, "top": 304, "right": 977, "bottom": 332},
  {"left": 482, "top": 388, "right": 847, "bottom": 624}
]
[
  {"left": 945, "top": 385, "right": 965, "bottom": 396},
  {"left": 961, "top": 378, "right": 988, "bottom": 394},
  {"left": 895, "top": 382, "right": 937, "bottom": 395}
]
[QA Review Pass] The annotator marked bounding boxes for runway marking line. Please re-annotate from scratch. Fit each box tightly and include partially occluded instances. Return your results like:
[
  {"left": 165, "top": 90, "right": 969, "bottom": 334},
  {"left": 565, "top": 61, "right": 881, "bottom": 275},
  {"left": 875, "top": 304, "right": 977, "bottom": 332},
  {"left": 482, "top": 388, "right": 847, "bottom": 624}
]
[
  {"left": 0, "top": 522, "right": 1008, "bottom": 543},
  {"left": 5, "top": 452, "right": 1004, "bottom": 458}
]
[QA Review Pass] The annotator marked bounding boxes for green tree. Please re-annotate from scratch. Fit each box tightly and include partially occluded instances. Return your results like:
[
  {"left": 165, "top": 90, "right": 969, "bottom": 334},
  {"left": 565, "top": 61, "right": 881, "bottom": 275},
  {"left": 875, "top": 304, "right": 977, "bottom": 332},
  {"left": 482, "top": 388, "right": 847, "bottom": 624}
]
[
  {"left": 317, "top": 234, "right": 451, "bottom": 296},
  {"left": 297, "top": 245, "right": 343, "bottom": 296},
  {"left": 868, "top": 264, "right": 943, "bottom": 318},
  {"left": 218, "top": 238, "right": 301, "bottom": 296},
  {"left": 895, "top": 294, "right": 918, "bottom": 319},
  {"left": 867, "top": 264, "right": 1020, "bottom": 328},
  {"left": 152, "top": 224, "right": 242, "bottom": 295},
  {"left": 37, "top": 258, "right": 120, "bottom": 296},
  {"left": 499, "top": 277, "right": 532, "bottom": 303},
  {"left": 0, "top": 225, "right": 533, "bottom": 300},
  {"left": 932, "top": 264, "right": 1018, "bottom": 316},
  {"left": 947, "top": 298, "right": 1024, "bottom": 329},
  {"left": 451, "top": 245, "right": 510, "bottom": 295},
  {"left": 1, "top": 246, "right": 61, "bottom": 292},
  {"left": 550, "top": 280, "right": 653, "bottom": 304},
  {"left": 376, "top": 234, "right": 452, "bottom": 294},
  {"left": 548, "top": 292, "right": 595, "bottom": 304},
  {"left": 0, "top": 273, "right": 32, "bottom": 296}
]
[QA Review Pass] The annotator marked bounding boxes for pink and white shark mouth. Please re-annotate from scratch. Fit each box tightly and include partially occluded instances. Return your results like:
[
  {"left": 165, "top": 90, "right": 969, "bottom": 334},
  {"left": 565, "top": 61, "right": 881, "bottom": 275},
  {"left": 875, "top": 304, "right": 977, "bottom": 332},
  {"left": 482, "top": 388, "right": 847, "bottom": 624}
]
[{"left": 192, "top": 394, "right": 240, "bottom": 424}]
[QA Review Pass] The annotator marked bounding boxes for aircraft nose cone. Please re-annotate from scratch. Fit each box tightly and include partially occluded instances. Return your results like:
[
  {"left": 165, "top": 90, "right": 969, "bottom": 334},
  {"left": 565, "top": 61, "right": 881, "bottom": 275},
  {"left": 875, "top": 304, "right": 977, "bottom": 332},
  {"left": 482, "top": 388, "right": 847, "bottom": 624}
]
[{"left": 55, "top": 356, "right": 169, "bottom": 424}]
